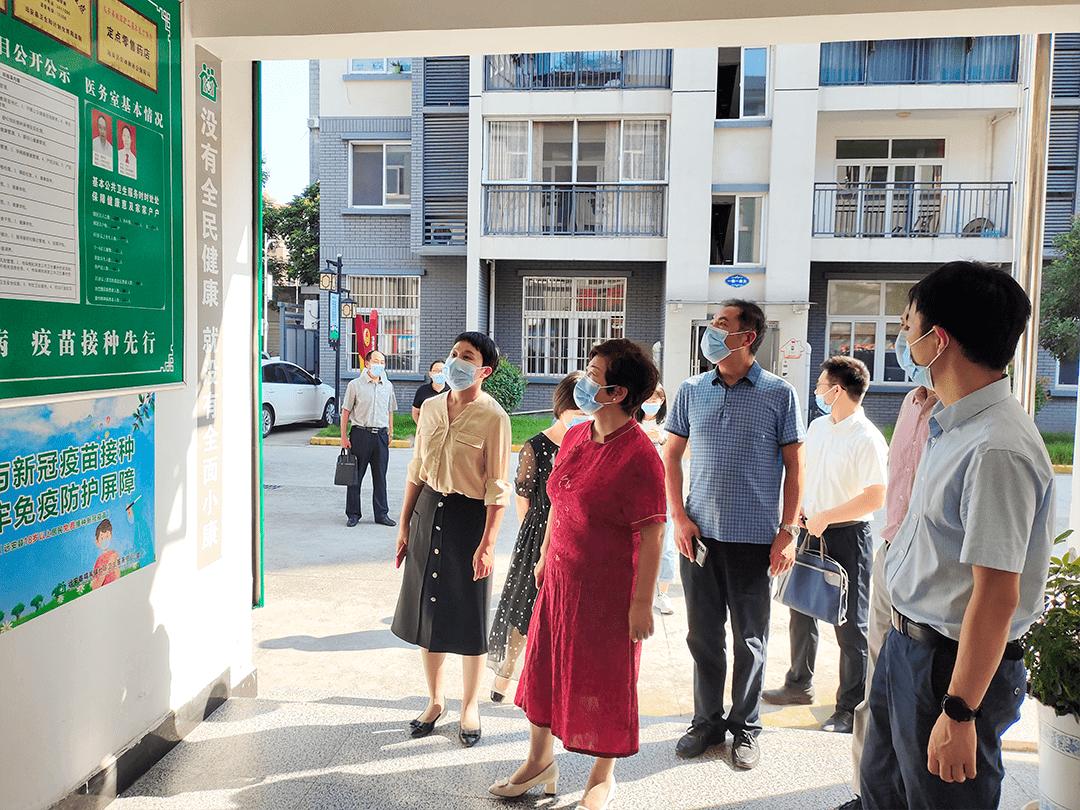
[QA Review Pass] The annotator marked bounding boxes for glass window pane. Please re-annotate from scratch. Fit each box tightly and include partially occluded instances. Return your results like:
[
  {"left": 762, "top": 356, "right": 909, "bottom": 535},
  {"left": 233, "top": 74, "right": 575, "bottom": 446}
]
[
  {"left": 867, "top": 39, "right": 917, "bottom": 84},
  {"left": 737, "top": 197, "right": 762, "bottom": 263},
  {"left": 742, "top": 48, "right": 767, "bottom": 117},
  {"left": 350, "top": 58, "right": 386, "bottom": 73},
  {"left": 622, "top": 120, "right": 667, "bottom": 181},
  {"left": 883, "top": 322, "right": 905, "bottom": 381},
  {"left": 884, "top": 282, "right": 911, "bottom": 316},
  {"left": 577, "top": 121, "right": 618, "bottom": 183},
  {"left": 853, "top": 322, "right": 876, "bottom": 374},
  {"left": 829, "top": 322, "right": 852, "bottom": 357},
  {"left": 385, "top": 145, "right": 411, "bottom": 205},
  {"left": 538, "top": 122, "right": 573, "bottom": 183},
  {"left": 892, "top": 138, "right": 946, "bottom": 159},
  {"left": 829, "top": 281, "right": 881, "bottom": 316},
  {"left": 836, "top": 139, "right": 889, "bottom": 159},
  {"left": 1059, "top": 359, "right": 1079, "bottom": 386},
  {"left": 351, "top": 144, "right": 383, "bottom": 206},
  {"left": 488, "top": 121, "right": 529, "bottom": 181}
]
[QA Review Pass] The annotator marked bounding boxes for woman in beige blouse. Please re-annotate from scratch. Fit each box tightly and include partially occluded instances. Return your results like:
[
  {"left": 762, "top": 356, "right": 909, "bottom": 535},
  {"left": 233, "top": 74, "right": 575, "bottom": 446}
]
[{"left": 391, "top": 331, "right": 511, "bottom": 748}]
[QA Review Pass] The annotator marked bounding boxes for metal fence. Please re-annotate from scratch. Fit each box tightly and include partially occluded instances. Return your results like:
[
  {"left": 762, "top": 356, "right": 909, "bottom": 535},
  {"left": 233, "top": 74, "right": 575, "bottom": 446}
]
[
  {"left": 812, "top": 181, "right": 1012, "bottom": 237},
  {"left": 484, "top": 184, "right": 667, "bottom": 236},
  {"left": 485, "top": 50, "right": 672, "bottom": 91}
]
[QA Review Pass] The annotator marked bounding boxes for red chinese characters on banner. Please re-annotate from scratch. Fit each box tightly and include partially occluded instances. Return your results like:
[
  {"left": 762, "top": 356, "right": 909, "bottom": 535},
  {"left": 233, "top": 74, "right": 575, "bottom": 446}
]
[{"left": 354, "top": 310, "right": 378, "bottom": 367}]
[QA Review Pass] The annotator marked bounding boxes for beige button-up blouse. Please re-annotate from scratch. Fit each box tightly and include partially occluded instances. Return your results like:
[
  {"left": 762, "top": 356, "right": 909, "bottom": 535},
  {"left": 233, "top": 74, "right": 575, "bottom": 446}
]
[{"left": 407, "top": 391, "right": 512, "bottom": 506}]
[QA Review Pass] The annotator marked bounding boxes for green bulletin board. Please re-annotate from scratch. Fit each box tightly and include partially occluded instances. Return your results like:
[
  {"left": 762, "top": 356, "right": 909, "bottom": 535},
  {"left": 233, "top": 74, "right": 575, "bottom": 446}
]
[{"left": 0, "top": 0, "right": 183, "bottom": 400}]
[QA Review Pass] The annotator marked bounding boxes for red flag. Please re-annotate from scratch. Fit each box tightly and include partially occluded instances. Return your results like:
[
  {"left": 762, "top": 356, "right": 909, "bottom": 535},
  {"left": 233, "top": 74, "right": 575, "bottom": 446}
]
[{"left": 355, "top": 310, "right": 378, "bottom": 367}]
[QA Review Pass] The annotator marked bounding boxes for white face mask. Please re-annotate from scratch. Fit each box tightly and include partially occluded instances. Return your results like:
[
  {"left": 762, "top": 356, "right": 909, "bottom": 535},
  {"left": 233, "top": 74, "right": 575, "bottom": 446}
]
[{"left": 442, "top": 355, "right": 482, "bottom": 391}]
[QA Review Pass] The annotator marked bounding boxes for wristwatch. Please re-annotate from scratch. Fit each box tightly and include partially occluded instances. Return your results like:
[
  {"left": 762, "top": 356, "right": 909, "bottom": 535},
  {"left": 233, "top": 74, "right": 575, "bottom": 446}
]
[
  {"left": 779, "top": 523, "right": 801, "bottom": 539},
  {"left": 941, "top": 694, "right": 982, "bottom": 722}
]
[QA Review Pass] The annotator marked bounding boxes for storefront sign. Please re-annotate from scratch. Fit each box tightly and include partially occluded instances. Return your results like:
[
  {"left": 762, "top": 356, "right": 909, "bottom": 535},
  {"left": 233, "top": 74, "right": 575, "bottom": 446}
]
[{"left": 0, "top": 0, "right": 183, "bottom": 399}]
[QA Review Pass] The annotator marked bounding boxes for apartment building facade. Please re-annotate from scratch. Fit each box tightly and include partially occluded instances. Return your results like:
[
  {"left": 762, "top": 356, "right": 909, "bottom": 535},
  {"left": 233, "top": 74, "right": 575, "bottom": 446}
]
[{"left": 313, "top": 35, "right": 1077, "bottom": 430}]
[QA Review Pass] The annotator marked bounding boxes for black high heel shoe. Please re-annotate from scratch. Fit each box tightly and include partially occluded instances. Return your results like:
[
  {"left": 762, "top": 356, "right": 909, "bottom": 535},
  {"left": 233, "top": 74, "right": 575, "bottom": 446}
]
[
  {"left": 459, "top": 722, "right": 482, "bottom": 747},
  {"left": 491, "top": 674, "right": 511, "bottom": 703},
  {"left": 409, "top": 707, "right": 445, "bottom": 738}
]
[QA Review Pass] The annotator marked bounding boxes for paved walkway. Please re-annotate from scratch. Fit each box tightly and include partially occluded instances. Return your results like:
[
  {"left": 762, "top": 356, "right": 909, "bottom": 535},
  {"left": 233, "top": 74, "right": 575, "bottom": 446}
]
[{"left": 112, "top": 426, "right": 1055, "bottom": 809}]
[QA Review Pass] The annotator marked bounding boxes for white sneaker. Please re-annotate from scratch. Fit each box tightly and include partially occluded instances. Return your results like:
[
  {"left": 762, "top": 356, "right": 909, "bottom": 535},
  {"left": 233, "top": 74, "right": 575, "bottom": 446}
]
[{"left": 654, "top": 589, "right": 674, "bottom": 615}]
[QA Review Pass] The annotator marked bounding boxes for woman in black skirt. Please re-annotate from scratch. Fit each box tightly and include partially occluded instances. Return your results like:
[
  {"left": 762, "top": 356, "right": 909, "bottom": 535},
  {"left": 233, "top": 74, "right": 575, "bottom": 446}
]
[
  {"left": 486, "top": 371, "right": 585, "bottom": 702},
  {"left": 391, "top": 332, "right": 511, "bottom": 747}
]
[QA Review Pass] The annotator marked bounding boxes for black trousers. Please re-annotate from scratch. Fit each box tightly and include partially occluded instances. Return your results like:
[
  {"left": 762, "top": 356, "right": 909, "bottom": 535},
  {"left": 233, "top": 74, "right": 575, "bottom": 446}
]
[
  {"left": 783, "top": 522, "right": 873, "bottom": 713},
  {"left": 345, "top": 426, "right": 389, "bottom": 521}
]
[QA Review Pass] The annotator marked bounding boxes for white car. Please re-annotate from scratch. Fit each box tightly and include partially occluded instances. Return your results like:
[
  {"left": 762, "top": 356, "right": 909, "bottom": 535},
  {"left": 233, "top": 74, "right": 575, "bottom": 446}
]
[{"left": 261, "top": 360, "right": 336, "bottom": 437}]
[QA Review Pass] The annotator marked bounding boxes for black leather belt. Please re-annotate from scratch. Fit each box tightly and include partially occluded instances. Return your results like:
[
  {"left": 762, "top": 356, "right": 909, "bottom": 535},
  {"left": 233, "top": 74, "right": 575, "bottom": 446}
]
[
  {"left": 891, "top": 607, "right": 1023, "bottom": 661},
  {"left": 352, "top": 426, "right": 386, "bottom": 434}
]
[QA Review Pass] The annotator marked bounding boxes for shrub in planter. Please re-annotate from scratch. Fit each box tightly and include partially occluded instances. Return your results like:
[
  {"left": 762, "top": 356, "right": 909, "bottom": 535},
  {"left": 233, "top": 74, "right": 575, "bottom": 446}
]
[
  {"left": 483, "top": 359, "right": 528, "bottom": 416},
  {"left": 1022, "top": 533, "right": 1080, "bottom": 720}
]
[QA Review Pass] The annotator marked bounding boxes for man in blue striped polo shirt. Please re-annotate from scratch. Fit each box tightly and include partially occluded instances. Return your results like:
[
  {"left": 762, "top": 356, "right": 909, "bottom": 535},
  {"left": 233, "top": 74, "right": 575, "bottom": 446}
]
[{"left": 664, "top": 299, "right": 806, "bottom": 771}]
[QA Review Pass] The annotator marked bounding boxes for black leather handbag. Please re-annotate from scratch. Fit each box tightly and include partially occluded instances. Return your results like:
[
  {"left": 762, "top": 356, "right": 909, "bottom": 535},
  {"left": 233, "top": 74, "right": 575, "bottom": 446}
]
[
  {"left": 334, "top": 447, "right": 357, "bottom": 486},
  {"left": 772, "top": 533, "right": 849, "bottom": 626}
]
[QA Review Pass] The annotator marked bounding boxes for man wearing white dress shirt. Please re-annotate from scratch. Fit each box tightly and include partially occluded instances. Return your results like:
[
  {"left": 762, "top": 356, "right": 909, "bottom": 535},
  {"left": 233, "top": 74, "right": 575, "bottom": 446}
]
[{"left": 763, "top": 355, "right": 887, "bottom": 736}]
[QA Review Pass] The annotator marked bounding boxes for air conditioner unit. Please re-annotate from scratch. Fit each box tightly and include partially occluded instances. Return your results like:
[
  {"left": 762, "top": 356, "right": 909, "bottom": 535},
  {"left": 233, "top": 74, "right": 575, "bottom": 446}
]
[{"left": 307, "top": 117, "right": 319, "bottom": 129}]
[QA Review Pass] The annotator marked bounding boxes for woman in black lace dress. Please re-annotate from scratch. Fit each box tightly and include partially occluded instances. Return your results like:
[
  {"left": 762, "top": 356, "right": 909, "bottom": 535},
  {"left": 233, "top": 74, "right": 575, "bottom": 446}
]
[{"left": 487, "top": 371, "right": 586, "bottom": 701}]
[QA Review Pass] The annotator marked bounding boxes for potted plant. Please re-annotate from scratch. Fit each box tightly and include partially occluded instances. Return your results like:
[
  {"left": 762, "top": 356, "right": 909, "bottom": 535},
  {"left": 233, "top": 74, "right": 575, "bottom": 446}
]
[
  {"left": 1022, "top": 532, "right": 1079, "bottom": 810},
  {"left": 390, "top": 61, "right": 403, "bottom": 74}
]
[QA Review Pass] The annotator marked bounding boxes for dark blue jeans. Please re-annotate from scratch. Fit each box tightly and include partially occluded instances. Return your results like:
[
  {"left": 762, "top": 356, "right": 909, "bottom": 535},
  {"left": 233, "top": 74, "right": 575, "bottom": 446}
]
[
  {"left": 345, "top": 426, "right": 390, "bottom": 521},
  {"left": 681, "top": 539, "right": 772, "bottom": 737},
  {"left": 861, "top": 630, "right": 1025, "bottom": 810},
  {"left": 784, "top": 522, "right": 873, "bottom": 712}
]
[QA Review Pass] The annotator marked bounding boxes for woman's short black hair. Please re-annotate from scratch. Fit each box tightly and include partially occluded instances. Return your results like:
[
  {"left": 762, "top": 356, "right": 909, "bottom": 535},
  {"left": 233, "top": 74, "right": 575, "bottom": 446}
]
[
  {"left": 588, "top": 339, "right": 660, "bottom": 417},
  {"left": 909, "top": 261, "right": 1031, "bottom": 371},
  {"left": 453, "top": 331, "right": 500, "bottom": 370},
  {"left": 635, "top": 381, "right": 667, "bottom": 423},
  {"left": 552, "top": 370, "right": 584, "bottom": 419}
]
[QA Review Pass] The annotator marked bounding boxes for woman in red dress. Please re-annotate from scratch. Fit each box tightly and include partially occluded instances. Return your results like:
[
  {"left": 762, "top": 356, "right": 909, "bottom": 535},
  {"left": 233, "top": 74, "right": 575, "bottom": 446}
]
[{"left": 489, "top": 339, "right": 667, "bottom": 810}]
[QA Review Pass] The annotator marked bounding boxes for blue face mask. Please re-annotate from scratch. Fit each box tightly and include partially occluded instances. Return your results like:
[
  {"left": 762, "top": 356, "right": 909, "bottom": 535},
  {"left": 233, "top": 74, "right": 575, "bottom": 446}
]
[
  {"left": 894, "top": 329, "right": 937, "bottom": 391},
  {"left": 431, "top": 370, "right": 446, "bottom": 386},
  {"left": 641, "top": 401, "right": 662, "bottom": 417},
  {"left": 574, "top": 375, "right": 616, "bottom": 415},
  {"left": 700, "top": 325, "right": 749, "bottom": 365},
  {"left": 368, "top": 364, "right": 385, "bottom": 378},
  {"left": 442, "top": 356, "right": 482, "bottom": 391},
  {"left": 815, "top": 392, "right": 833, "bottom": 415},
  {"left": 566, "top": 413, "right": 592, "bottom": 428}
]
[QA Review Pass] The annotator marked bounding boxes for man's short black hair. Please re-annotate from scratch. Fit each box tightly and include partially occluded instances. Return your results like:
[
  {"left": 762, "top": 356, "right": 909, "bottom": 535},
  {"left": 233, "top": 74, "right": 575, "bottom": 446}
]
[
  {"left": 909, "top": 261, "right": 1031, "bottom": 371},
  {"left": 429, "top": 359, "right": 443, "bottom": 371},
  {"left": 719, "top": 299, "right": 768, "bottom": 354},
  {"left": 821, "top": 355, "right": 870, "bottom": 401},
  {"left": 364, "top": 349, "right": 383, "bottom": 363},
  {"left": 454, "top": 331, "right": 500, "bottom": 370}
]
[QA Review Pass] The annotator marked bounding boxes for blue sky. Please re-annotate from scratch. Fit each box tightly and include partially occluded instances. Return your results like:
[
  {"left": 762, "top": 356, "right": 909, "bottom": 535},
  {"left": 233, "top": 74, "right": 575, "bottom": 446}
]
[{"left": 261, "top": 60, "right": 311, "bottom": 205}]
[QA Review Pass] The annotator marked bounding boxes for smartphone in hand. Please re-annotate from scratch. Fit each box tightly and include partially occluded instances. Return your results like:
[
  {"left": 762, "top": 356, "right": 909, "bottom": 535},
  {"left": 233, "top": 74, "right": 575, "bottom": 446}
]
[
  {"left": 395, "top": 544, "right": 407, "bottom": 569},
  {"left": 693, "top": 537, "right": 708, "bottom": 567}
]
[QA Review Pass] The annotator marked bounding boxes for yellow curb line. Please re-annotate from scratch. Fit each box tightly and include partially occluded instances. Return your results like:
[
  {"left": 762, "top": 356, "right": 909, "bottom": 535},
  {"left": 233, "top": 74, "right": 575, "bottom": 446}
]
[
  {"left": 310, "top": 436, "right": 412, "bottom": 448},
  {"left": 1052, "top": 464, "right": 1072, "bottom": 474}
]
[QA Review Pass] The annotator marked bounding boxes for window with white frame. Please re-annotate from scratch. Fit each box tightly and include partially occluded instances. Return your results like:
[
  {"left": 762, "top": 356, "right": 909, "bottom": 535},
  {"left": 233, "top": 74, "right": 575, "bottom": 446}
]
[
  {"left": 1056, "top": 358, "right": 1079, "bottom": 388},
  {"left": 346, "top": 276, "right": 421, "bottom": 373},
  {"left": 711, "top": 194, "right": 765, "bottom": 265},
  {"left": 826, "top": 280, "right": 912, "bottom": 383},
  {"left": 522, "top": 277, "right": 626, "bottom": 376},
  {"left": 349, "top": 58, "right": 412, "bottom": 74},
  {"left": 350, "top": 142, "right": 411, "bottom": 207},
  {"left": 716, "top": 47, "right": 769, "bottom": 120},
  {"left": 486, "top": 119, "right": 667, "bottom": 184}
]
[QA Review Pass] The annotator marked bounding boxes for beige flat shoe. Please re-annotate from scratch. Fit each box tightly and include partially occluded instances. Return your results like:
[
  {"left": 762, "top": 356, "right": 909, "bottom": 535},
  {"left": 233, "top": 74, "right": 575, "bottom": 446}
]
[{"left": 489, "top": 760, "right": 559, "bottom": 797}]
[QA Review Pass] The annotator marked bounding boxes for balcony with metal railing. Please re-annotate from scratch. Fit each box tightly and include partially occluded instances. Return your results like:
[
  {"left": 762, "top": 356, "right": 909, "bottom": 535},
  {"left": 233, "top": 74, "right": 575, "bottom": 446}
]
[
  {"left": 485, "top": 51, "right": 672, "bottom": 91},
  {"left": 812, "top": 181, "right": 1012, "bottom": 238},
  {"left": 484, "top": 184, "right": 667, "bottom": 236}
]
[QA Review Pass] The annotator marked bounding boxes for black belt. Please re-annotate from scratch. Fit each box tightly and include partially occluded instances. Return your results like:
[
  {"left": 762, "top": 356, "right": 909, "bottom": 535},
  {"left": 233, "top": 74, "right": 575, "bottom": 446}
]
[
  {"left": 891, "top": 607, "right": 1023, "bottom": 661},
  {"left": 826, "top": 519, "right": 866, "bottom": 529},
  {"left": 352, "top": 426, "right": 386, "bottom": 434}
]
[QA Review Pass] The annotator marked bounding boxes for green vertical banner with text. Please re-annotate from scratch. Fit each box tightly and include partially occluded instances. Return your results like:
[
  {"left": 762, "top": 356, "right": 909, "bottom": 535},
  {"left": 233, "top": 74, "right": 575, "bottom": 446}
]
[{"left": 0, "top": 0, "right": 183, "bottom": 400}]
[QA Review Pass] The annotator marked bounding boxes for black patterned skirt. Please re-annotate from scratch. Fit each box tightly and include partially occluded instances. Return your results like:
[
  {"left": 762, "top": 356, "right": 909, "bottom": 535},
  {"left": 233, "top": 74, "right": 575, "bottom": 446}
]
[{"left": 391, "top": 484, "right": 491, "bottom": 655}]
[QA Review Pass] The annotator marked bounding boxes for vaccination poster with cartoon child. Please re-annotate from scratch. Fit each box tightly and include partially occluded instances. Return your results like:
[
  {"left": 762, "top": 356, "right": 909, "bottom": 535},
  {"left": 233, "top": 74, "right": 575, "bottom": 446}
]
[{"left": 0, "top": 393, "right": 155, "bottom": 633}]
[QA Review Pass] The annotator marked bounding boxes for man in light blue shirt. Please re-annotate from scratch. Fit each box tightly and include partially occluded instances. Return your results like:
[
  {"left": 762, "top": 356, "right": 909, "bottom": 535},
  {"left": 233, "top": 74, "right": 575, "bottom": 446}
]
[
  {"left": 664, "top": 299, "right": 806, "bottom": 771},
  {"left": 861, "top": 262, "right": 1055, "bottom": 810}
]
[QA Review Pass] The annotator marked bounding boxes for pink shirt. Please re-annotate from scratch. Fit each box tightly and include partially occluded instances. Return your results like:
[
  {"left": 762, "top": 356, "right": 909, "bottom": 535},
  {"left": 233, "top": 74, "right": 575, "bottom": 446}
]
[{"left": 881, "top": 386, "right": 939, "bottom": 544}]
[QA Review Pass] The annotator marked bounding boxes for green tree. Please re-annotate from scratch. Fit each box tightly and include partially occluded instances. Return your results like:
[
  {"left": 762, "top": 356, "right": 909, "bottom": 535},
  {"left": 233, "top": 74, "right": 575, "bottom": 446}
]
[
  {"left": 263, "top": 181, "right": 320, "bottom": 287},
  {"left": 11, "top": 603, "right": 25, "bottom": 620},
  {"left": 1040, "top": 217, "right": 1080, "bottom": 365},
  {"left": 52, "top": 582, "right": 66, "bottom": 599},
  {"left": 483, "top": 359, "right": 528, "bottom": 415},
  {"left": 31, "top": 595, "right": 44, "bottom": 612}
]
